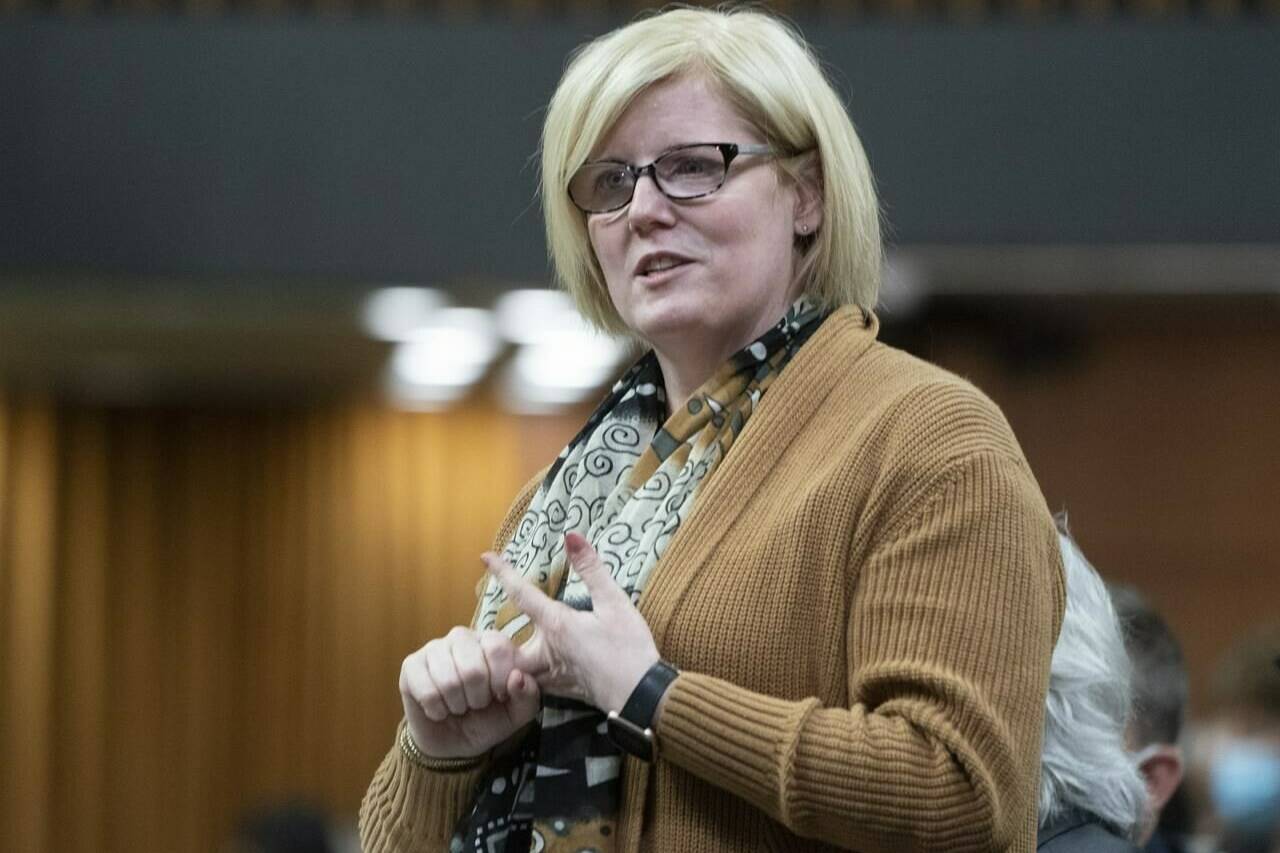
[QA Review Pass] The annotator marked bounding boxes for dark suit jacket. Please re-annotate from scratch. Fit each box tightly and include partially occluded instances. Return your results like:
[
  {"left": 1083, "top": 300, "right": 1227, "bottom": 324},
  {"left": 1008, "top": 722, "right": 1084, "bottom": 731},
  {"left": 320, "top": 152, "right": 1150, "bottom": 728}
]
[
  {"left": 1142, "top": 830, "right": 1192, "bottom": 853},
  {"left": 1038, "top": 812, "right": 1142, "bottom": 853}
]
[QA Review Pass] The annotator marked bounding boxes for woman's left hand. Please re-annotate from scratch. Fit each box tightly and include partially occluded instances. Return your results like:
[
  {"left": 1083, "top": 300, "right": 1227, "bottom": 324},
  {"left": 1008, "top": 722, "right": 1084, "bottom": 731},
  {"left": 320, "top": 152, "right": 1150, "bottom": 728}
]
[{"left": 482, "top": 531, "right": 660, "bottom": 714}]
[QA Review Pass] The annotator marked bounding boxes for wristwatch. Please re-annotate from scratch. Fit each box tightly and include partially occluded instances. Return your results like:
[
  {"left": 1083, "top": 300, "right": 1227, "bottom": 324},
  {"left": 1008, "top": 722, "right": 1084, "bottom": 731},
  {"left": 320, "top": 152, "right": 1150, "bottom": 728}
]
[{"left": 606, "top": 660, "right": 680, "bottom": 762}]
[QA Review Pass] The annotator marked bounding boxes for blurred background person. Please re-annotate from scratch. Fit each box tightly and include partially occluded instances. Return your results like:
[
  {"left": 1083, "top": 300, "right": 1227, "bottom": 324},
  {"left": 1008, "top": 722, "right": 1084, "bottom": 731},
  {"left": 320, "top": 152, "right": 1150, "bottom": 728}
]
[
  {"left": 1037, "top": 528, "right": 1148, "bottom": 852},
  {"left": 1110, "top": 584, "right": 1194, "bottom": 853},
  {"left": 226, "top": 803, "right": 344, "bottom": 853},
  {"left": 1199, "top": 624, "right": 1280, "bottom": 853}
]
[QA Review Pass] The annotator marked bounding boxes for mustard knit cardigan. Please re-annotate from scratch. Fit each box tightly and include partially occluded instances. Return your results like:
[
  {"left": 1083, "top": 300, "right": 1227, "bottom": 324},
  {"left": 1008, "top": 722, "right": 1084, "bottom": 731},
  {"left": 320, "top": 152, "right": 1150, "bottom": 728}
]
[{"left": 360, "top": 307, "right": 1065, "bottom": 853}]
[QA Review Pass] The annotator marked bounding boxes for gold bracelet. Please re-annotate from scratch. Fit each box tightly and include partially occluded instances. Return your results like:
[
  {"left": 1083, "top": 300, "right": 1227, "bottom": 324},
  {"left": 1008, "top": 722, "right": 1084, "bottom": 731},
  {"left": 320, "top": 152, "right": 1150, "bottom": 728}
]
[{"left": 398, "top": 724, "right": 485, "bottom": 772}]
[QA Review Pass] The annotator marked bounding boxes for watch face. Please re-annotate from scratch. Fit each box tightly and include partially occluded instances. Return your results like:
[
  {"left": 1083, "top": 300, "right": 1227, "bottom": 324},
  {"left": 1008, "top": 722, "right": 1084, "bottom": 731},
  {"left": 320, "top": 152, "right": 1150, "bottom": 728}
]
[{"left": 607, "top": 712, "right": 654, "bottom": 762}]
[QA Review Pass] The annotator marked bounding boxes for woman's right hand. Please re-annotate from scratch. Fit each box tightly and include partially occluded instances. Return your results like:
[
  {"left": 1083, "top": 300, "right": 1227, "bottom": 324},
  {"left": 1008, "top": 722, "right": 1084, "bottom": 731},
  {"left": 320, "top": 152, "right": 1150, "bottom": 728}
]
[{"left": 399, "top": 626, "right": 542, "bottom": 760}]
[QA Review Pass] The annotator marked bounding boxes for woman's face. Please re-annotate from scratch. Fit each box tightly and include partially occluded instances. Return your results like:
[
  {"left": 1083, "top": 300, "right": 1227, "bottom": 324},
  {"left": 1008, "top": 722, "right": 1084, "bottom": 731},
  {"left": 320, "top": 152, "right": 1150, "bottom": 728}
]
[{"left": 585, "top": 75, "right": 815, "bottom": 358}]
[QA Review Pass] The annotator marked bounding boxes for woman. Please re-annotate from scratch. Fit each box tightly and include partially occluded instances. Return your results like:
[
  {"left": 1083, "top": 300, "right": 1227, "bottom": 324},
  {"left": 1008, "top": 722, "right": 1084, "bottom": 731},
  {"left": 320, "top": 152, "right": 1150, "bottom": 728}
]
[
  {"left": 1036, "top": 528, "right": 1149, "bottom": 852},
  {"left": 360, "top": 8, "right": 1063, "bottom": 853}
]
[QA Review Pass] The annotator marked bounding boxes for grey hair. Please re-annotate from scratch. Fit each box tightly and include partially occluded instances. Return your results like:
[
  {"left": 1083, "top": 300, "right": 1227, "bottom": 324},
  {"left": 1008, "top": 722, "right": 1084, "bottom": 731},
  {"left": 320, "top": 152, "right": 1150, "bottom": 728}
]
[{"left": 1038, "top": 528, "right": 1149, "bottom": 838}]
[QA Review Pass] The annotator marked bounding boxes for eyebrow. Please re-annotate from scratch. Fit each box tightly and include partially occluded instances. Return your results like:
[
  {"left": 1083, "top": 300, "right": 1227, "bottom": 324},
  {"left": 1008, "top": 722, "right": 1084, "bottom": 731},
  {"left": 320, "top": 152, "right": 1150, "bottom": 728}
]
[{"left": 586, "top": 142, "right": 706, "bottom": 166}]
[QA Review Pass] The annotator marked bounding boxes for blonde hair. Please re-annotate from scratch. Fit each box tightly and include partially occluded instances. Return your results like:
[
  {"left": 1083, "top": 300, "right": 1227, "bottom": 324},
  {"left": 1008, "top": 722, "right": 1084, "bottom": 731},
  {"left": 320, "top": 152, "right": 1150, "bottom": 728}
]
[{"left": 540, "top": 6, "right": 882, "bottom": 335}]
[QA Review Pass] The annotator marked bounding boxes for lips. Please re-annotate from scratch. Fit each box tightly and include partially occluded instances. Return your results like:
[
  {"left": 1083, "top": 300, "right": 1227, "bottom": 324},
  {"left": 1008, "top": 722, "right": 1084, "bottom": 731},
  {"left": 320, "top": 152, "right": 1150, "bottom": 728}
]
[{"left": 633, "top": 251, "right": 694, "bottom": 280}]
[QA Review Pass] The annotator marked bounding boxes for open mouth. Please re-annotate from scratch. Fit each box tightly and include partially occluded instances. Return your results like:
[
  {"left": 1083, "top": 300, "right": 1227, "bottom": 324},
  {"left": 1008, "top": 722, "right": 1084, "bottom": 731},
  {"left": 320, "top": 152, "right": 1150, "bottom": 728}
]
[{"left": 636, "top": 256, "right": 692, "bottom": 280}]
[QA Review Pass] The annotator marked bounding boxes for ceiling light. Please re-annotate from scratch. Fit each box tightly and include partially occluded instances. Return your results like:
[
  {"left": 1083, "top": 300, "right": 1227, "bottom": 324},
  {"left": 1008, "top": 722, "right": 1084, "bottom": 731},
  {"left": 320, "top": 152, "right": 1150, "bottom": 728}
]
[
  {"left": 494, "top": 289, "right": 594, "bottom": 345},
  {"left": 384, "top": 307, "right": 501, "bottom": 409},
  {"left": 361, "top": 286, "right": 447, "bottom": 341},
  {"left": 500, "top": 329, "right": 628, "bottom": 413}
]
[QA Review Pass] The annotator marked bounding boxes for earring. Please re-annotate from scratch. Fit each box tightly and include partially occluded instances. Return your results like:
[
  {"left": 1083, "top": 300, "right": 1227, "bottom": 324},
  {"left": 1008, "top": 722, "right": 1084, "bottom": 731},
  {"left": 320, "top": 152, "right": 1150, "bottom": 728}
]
[{"left": 798, "top": 223, "right": 810, "bottom": 235}]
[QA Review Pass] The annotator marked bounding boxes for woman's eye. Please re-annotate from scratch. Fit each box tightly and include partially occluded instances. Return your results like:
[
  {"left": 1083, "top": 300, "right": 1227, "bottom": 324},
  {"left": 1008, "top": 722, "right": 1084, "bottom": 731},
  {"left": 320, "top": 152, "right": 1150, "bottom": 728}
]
[
  {"left": 595, "top": 168, "right": 629, "bottom": 190},
  {"left": 669, "top": 155, "right": 711, "bottom": 176}
]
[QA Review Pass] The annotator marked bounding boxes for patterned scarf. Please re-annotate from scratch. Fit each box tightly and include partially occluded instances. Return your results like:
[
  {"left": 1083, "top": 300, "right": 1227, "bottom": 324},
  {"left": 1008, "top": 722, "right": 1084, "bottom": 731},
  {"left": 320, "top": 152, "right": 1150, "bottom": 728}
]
[{"left": 451, "top": 298, "right": 827, "bottom": 853}]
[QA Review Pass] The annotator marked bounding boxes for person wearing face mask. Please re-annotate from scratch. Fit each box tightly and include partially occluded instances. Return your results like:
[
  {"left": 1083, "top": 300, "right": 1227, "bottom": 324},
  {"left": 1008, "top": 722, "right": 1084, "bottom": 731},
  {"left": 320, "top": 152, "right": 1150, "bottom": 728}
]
[
  {"left": 1204, "top": 625, "right": 1280, "bottom": 853},
  {"left": 1036, "top": 528, "right": 1149, "bottom": 853},
  {"left": 359, "top": 8, "right": 1064, "bottom": 853},
  {"left": 1108, "top": 585, "right": 1194, "bottom": 853}
]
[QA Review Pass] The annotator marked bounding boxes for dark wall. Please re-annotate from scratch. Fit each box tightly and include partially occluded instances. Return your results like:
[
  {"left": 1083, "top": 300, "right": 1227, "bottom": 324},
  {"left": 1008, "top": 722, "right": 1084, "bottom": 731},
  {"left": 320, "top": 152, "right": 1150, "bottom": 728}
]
[{"left": 2, "top": 19, "right": 1278, "bottom": 285}]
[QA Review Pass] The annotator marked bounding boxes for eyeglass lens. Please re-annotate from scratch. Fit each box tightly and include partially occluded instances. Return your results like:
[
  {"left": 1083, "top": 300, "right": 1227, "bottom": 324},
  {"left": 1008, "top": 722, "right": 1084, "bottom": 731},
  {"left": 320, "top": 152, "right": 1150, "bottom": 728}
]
[{"left": 569, "top": 144, "right": 730, "bottom": 213}]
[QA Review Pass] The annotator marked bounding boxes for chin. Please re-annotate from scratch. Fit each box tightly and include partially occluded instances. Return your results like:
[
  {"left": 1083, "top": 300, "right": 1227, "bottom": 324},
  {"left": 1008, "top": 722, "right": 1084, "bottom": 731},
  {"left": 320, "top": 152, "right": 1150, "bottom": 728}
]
[
  {"left": 631, "top": 281, "right": 719, "bottom": 325},
  {"left": 629, "top": 302, "right": 716, "bottom": 344}
]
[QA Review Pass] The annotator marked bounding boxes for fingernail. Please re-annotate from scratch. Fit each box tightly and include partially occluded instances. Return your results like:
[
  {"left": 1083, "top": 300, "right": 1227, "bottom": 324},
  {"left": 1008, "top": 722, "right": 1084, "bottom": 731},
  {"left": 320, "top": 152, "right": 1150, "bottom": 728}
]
[
  {"left": 512, "top": 672, "right": 524, "bottom": 692},
  {"left": 564, "top": 532, "right": 585, "bottom": 554}
]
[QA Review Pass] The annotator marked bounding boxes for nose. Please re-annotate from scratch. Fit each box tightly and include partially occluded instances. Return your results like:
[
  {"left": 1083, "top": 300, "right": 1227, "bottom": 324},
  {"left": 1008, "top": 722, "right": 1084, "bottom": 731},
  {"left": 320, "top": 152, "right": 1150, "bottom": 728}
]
[{"left": 626, "top": 173, "right": 676, "bottom": 234}]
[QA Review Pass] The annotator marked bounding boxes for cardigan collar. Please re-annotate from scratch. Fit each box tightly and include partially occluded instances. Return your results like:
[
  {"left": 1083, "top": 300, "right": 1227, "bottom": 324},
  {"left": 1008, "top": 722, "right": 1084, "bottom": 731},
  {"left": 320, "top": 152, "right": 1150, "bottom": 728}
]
[{"left": 636, "top": 304, "right": 879, "bottom": 641}]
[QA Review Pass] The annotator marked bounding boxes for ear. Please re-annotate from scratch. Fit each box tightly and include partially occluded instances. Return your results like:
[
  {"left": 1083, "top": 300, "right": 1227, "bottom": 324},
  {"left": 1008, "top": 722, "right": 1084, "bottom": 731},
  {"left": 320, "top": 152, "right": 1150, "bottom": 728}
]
[
  {"left": 1137, "top": 744, "right": 1186, "bottom": 816},
  {"left": 791, "top": 151, "right": 824, "bottom": 236}
]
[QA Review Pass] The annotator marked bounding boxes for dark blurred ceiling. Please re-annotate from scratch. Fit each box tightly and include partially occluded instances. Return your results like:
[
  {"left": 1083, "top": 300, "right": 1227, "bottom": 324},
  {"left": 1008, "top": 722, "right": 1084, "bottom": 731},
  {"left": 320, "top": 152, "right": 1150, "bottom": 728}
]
[
  {"left": 0, "top": 278, "right": 389, "bottom": 404},
  {"left": 4, "top": 19, "right": 1277, "bottom": 403}
]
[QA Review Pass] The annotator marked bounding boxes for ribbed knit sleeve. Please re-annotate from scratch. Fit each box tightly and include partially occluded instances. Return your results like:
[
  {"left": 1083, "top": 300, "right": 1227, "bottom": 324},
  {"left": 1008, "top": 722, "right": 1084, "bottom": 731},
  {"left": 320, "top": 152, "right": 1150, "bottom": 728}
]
[
  {"left": 655, "top": 448, "right": 1061, "bottom": 853},
  {"left": 357, "top": 722, "right": 489, "bottom": 851}
]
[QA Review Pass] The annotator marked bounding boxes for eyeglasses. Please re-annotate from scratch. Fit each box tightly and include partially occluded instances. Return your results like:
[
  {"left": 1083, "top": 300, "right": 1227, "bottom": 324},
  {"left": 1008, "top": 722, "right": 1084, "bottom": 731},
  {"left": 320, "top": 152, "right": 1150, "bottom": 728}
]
[{"left": 567, "top": 142, "right": 775, "bottom": 214}]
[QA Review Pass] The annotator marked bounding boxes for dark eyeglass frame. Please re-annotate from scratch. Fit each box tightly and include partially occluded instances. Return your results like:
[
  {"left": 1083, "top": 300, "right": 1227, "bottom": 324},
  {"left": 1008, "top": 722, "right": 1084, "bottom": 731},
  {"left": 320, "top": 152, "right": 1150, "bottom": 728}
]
[{"left": 568, "top": 142, "right": 775, "bottom": 214}]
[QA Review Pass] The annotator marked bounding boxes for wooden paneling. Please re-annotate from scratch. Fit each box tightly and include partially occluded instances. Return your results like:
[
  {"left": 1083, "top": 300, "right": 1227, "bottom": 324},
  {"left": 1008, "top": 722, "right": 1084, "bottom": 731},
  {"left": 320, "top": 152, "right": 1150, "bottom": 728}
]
[
  {"left": 0, "top": 395, "right": 578, "bottom": 852},
  {"left": 1, "top": 403, "right": 57, "bottom": 853},
  {"left": 914, "top": 298, "right": 1280, "bottom": 714}
]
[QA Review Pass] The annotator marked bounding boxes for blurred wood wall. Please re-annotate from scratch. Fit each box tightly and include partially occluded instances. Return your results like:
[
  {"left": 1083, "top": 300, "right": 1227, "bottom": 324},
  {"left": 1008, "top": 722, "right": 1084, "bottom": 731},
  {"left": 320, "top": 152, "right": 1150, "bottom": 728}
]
[
  {"left": 2, "top": 297, "right": 1278, "bottom": 852},
  {"left": 0, "top": 395, "right": 578, "bottom": 853},
  {"left": 910, "top": 296, "right": 1280, "bottom": 713}
]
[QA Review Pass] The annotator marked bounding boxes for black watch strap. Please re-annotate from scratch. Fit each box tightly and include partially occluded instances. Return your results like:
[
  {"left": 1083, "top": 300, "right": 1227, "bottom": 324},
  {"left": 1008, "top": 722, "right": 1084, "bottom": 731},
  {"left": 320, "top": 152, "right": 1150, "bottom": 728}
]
[
  {"left": 621, "top": 660, "right": 680, "bottom": 728},
  {"left": 606, "top": 660, "right": 679, "bottom": 761}
]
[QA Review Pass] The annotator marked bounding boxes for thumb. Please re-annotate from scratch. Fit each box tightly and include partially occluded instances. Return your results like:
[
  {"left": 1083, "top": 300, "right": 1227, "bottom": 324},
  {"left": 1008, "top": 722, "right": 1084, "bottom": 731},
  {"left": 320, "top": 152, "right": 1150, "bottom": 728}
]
[
  {"left": 505, "top": 669, "right": 541, "bottom": 723},
  {"left": 512, "top": 631, "right": 551, "bottom": 677},
  {"left": 564, "top": 532, "right": 627, "bottom": 609}
]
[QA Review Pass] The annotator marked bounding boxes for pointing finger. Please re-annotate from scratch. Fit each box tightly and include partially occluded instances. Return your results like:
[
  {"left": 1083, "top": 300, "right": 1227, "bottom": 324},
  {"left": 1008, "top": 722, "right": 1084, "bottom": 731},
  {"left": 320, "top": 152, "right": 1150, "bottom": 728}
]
[
  {"left": 563, "top": 532, "right": 628, "bottom": 610},
  {"left": 483, "top": 552, "right": 559, "bottom": 627}
]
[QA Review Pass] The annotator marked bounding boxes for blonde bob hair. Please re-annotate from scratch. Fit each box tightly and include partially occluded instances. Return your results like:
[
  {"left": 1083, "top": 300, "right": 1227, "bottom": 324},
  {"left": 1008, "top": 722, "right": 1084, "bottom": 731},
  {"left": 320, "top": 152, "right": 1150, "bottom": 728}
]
[{"left": 540, "top": 6, "right": 882, "bottom": 336}]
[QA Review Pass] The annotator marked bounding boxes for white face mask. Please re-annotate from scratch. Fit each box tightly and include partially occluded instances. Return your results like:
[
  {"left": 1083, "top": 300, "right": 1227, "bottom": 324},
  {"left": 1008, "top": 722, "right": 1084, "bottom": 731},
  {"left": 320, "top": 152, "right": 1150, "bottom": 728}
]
[{"left": 1209, "top": 739, "right": 1280, "bottom": 839}]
